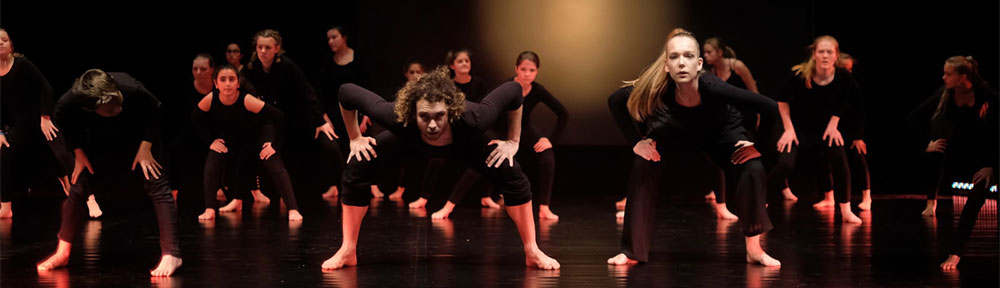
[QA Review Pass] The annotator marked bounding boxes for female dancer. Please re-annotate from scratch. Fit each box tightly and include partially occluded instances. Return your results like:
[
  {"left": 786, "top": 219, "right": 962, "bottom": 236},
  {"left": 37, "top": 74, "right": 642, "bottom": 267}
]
[
  {"left": 194, "top": 64, "right": 300, "bottom": 221},
  {"left": 906, "top": 56, "right": 996, "bottom": 269},
  {"left": 318, "top": 26, "right": 355, "bottom": 199},
  {"left": 607, "top": 30, "right": 780, "bottom": 266},
  {"left": 224, "top": 43, "right": 245, "bottom": 72},
  {"left": 769, "top": 36, "right": 863, "bottom": 223}
]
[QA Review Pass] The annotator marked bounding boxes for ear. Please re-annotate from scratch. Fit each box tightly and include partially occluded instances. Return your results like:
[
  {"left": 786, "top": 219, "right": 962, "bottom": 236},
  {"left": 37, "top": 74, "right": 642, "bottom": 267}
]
[{"left": 697, "top": 57, "right": 704, "bottom": 71}]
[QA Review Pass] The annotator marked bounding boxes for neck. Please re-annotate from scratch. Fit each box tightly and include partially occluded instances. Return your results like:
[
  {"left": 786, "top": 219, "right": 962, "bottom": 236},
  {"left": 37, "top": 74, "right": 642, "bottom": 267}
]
[
  {"left": 422, "top": 129, "right": 453, "bottom": 146},
  {"left": 219, "top": 90, "right": 239, "bottom": 105},
  {"left": 454, "top": 74, "right": 471, "bottom": 84},
  {"left": 516, "top": 78, "right": 532, "bottom": 96},
  {"left": 0, "top": 54, "right": 11, "bottom": 64},
  {"left": 674, "top": 79, "right": 701, "bottom": 107},
  {"left": 815, "top": 66, "right": 835, "bottom": 78},
  {"left": 194, "top": 79, "right": 213, "bottom": 93},
  {"left": 261, "top": 58, "right": 274, "bottom": 71}
]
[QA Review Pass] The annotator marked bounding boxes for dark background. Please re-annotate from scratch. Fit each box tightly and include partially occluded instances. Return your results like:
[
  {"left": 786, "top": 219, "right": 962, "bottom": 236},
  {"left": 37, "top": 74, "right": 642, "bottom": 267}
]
[{"left": 3, "top": 0, "right": 997, "bottom": 196}]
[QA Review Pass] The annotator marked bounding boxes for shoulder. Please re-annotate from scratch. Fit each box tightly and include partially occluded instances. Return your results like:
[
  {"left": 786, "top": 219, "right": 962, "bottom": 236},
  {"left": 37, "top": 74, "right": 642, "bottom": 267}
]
[
  {"left": 198, "top": 92, "right": 213, "bottom": 111},
  {"left": 244, "top": 93, "right": 266, "bottom": 113},
  {"left": 732, "top": 59, "right": 752, "bottom": 73}
]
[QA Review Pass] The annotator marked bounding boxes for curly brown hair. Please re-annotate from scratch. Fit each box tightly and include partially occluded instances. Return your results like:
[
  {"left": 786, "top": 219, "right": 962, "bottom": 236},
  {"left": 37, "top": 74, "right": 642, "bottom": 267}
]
[{"left": 394, "top": 66, "right": 465, "bottom": 126}]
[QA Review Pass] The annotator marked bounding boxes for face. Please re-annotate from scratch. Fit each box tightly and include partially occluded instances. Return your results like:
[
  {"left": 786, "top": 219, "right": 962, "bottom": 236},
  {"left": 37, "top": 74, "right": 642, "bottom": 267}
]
[
  {"left": 256, "top": 37, "right": 279, "bottom": 65},
  {"left": 225, "top": 44, "right": 242, "bottom": 66},
  {"left": 664, "top": 36, "right": 703, "bottom": 84},
  {"left": 0, "top": 31, "right": 11, "bottom": 57},
  {"left": 192, "top": 57, "right": 214, "bottom": 82},
  {"left": 415, "top": 99, "right": 450, "bottom": 141},
  {"left": 327, "top": 29, "right": 346, "bottom": 52},
  {"left": 813, "top": 40, "right": 838, "bottom": 71},
  {"left": 942, "top": 64, "right": 966, "bottom": 89},
  {"left": 515, "top": 60, "right": 538, "bottom": 83},
  {"left": 405, "top": 63, "right": 424, "bottom": 82},
  {"left": 702, "top": 43, "right": 721, "bottom": 64},
  {"left": 215, "top": 68, "right": 241, "bottom": 96},
  {"left": 451, "top": 52, "right": 471, "bottom": 75}
]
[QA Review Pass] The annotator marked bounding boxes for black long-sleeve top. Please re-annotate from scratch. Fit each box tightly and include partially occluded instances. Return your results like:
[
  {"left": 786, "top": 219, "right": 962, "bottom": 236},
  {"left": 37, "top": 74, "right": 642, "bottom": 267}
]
[
  {"left": 907, "top": 85, "right": 999, "bottom": 169},
  {"left": 777, "top": 68, "right": 858, "bottom": 146},
  {"left": 338, "top": 81, "right": 524, "bottom": 137},
  {"left": 54, "top": 72, "right": 162, "bottom": 150},
  {"left": 190, "top": 90, "right": 285, "bottom": 149},
  {"left": 522, "top": 82, "right": 569, "bottom": 144},
  {"left": 243, "top": 54, "right": 325, "bottom": 128},
  {"left": 456, "top": 76, "right": 490, "bottom": 103},
  {"left": 1, "top": 56, "right": 54, "bottom": 129}
]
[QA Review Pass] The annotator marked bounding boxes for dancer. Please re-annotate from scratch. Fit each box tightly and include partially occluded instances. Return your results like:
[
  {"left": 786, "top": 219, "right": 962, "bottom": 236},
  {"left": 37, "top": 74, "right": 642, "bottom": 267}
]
[
  {"left": 318, "top": 26, "right": 356, "bottom": 199},
  {"left": 607, "top": 30, "right": 780, "bottom": 266},
  {"left": 38, "top": 69, "right": 182, "bottom": 276},
  {"left": 769, "top": 36, "right": 863, "bottom": 223},
  {"left": 322, "top": 67, "right": 559, "bottom": 270},
  {"left": 836, "top": 53, "right": 872, "bottom": 210},
  {"left": 224, "top": 43, "right": 245, "bottom": 72}
]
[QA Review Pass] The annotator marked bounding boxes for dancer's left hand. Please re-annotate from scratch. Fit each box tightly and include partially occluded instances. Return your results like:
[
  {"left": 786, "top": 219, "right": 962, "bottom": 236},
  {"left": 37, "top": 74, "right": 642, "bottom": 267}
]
[
  {"left": 40, "top": 116, "right": 59, "bottom": 141},
  {"left": 823, "top": 127, "right": 844, "bottom": 147},
  {"left": 260, "top": 142, "right": 276, "bottom": 160},
  {"left": 359, "top": 116, "right": 372, "bottom": 135},
  {"left": 850, "top": 140, "right": 867, "bottom": 155},
  {"left": 731, "top": 141, "right": 760, "bottom": 164},
  {"left": 132, "top": 141, "right": 163, "bottom": 180},
  {"left": 487, "top": 139, "right": 518, "bottom": 168},
  {"left": 534, "top": 137, "right": 552, "bottom": 153},
  {"left": 973, "top": 167, "right": 994, "bottom": 186}
]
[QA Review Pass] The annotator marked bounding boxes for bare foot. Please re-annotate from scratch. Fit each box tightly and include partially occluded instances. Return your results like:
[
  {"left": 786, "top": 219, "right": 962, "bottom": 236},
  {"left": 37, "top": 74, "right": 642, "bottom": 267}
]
[
  {"left": 409, "top": 197, "right": 427, "bottom": 209},
  {"left": 87, "top": 195, "right": 103, "bottom": 218},
  {"left": 922, "top": 200, "right": 936, "bottom": 217},
  {"left": 370, "top": 185, "right": 385, "bottom": 198},
  {"left": 812, "top": 191, "right": 835, "bottom": 209},
  {"left": 150, "top": 254, "right": 183, "bottom": 277},
  {"left": 857, "top": 189, "right": 872, "bottom": 210},
  {"left": 288, "top": 209, "right": 303, "bottom": 221},
  {"left": 840, "top": 203, "right": 863, "bottom": 224},
  {"left": 322, "top": 186, "right": 339, "bottom": 199},
  {"left": 615, "top": 210, "right": 625, "bottom": 219},
  {"left": 714, "top": 203, "right": 739, "bottom": 220},
  {"left": 781, "top": 187, "right": 798, "bottom": 202},
  {"left": 606, "top": 253, "right": 638, "bottom": 265},
  {"left": 197, "top": 209, "right": 216, "bottom": 221},
  {"left": 219, "top": 199, "right": 243, "bottom": 212},
  {"left": 539, "top": 205, "right": 559, "bottom": 220},
  {"left": 251, "top": 189, "right": 271, "bottom": 203},
  {"left": 940, "top": 254, "right": 960, "bottom": 270},
  {"left": 37, "top": 252, "right": 71, "bottom": 271},
  {"left": 0, "top": 202, "right": 11, "bottom": 219},
  {"left": 481, "top": 197, "right": 501, "bottom": 209},
  {"left": 615, "top": 197, "right": 627, "bottom": 210},
  {"left": 746, "top": 252, "right": 781, "bottom": 266},
  {"left": 705, "top": 191, "right": 716, "bottom": 201},
  {"left": 525, "top": 249, "right": 560, "bottom": 269},
  {"left": 431, "top": 205, "right": 453, "bottom": 220},
  {"left": 322, "top": 249, "right": 357, "bottom": 270},
  {"left": 387, "top": 187, "right": 405, "bottom": 201}
]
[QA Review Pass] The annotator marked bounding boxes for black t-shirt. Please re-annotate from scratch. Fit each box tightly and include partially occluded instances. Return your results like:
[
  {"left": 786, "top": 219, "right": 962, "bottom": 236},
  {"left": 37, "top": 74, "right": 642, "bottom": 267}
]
[
  {"left": 1, "top": 56, "right": 54, "bottom": 128},
  {"left": 778, "top": 68, "right": 858, "bottom": 146}
]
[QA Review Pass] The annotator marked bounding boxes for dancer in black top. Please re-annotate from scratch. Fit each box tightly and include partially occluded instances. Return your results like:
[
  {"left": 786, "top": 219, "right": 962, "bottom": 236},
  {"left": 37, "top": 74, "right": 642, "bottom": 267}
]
[
  {"left": 243, "top": 29, "right": 339, "bottom": 202},
  {"left": 38, "top": 69, "right": 182, "bottom": 276},
  {"left": 161, "top": 54, "right": 219, "bottom": 210},
  {"left": 770, "top": 36, "right": 863, "bottom": 224},
  {"left": 906, "top": 56, "right": 997, "bottom": 270},
  {"left": 193, "top": 64, "right": 301, "bottom": 221},
  {"left": 382, "top": 60, "right": 426, "bottom": 202},
  {"left": 225, "top": 43, "right": 245, "bottom": 72},
  {"left": 409, "top": 49, "right": 497, "bottom": 209},
  {"left": 835, "top": 52, "right": 873, "bottom": 210},
  {"left": 0, "top": 29, "right": 70, "bottom": 219},
  {"left": 322, "top": 67, "right": 559, "bottom": 270},
  {"left": 607, "top": 30, "right": 781, "bottom": 266},
  {"left": 318, "top": 26, "right": 356, "bottom": 199}
]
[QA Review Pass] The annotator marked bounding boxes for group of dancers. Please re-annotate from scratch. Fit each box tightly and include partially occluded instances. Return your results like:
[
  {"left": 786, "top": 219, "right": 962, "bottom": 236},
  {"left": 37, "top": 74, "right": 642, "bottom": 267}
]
[{"left": 0, "top": 26, "right": 994, "bottom": 276}]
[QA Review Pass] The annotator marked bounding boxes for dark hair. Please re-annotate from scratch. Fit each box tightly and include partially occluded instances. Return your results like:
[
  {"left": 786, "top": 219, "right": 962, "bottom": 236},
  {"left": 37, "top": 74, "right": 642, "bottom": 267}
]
[
  {"left": 393, "top": 66, "right": 465, "bottom": 126},
  {"left": 194, "top": 53, "right": 216, "bottom": 67},
  {"left": 213, "top": 63, "right": 240, "bottom": 80},
  {"left": 445, "top": 48, "right": 471, "bottom": 67},
  {"left": 328, "top": 26, "right": 348, "bottom": 40},
  {"left": 516, "top": 51, "right": 540, "bottom": 69},
  {"left": 71, "top": 69, "right": 122, "bottom": 110},
  {"left": 404, "top": 58, "right": 425, "bottom": 73}
]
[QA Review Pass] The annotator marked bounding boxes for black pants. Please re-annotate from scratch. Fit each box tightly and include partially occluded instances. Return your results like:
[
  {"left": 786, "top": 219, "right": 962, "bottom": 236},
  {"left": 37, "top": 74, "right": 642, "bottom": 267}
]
[
  {"left": 57, "top": 148, "right": 180, "bottom": 257},
  {"left": 341, "top": 130, "right": 531, "bottom": 207},
  {"left": 768, "top": 144, "right": 852, "bottom": 203},
  {"left": 1, "top": 124, "right": 68, "bottom": 201},
  {"left": 620, "top": 142, "right": 771, "bottom": 262},
  {"left": 203, "top": 145, "right": 297, "bottom": 210}
]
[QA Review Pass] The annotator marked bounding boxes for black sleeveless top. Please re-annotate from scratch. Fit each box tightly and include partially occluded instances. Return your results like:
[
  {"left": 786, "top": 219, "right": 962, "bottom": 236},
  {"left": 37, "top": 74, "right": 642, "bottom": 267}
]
[{"left": 207, "top": 90, "right": 263, "bottom": 146}]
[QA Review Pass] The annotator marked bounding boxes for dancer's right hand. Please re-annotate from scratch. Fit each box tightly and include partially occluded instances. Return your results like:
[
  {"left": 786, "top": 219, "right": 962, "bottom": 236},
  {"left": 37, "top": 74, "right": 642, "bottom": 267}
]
[
  {"left": 71, "top": 149, "right": 95, "bottom": 184},
  {"left": 926, "top": 139, "right": 947, "bottom": 153},
  {"left": 777, "top": 129, "right": 798, "bottom": 153},
  {"left": 633, "top": 138, "right": 660, "bottom": 162},
  {"left": 347, "top": 136, "right": 378, "bottom": 163},
  {"left": 0, "top": 133, "right": 8, "bottom": 149},
  {"left": 210, "top": 139, "right": 228, "bottom": 153}
]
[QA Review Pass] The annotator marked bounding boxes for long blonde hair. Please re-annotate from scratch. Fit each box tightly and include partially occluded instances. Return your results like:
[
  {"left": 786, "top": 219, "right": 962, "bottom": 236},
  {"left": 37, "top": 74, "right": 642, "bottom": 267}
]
[
  {"left": 791, "top": 35, "right": 839, "bottom": 89},
  {"left": 623, "top": 28, "right": 695, "bottom": 121}
]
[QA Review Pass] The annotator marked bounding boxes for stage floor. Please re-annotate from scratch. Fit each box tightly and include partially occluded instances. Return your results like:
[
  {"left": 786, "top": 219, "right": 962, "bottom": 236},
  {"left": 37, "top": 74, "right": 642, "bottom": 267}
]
[{"left": 1, "top": 189, "right": 996, "bottom": 287}]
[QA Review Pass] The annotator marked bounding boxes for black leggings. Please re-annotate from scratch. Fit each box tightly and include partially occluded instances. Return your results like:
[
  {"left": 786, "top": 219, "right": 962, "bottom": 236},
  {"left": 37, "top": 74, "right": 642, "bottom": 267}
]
[
  {"left": 433, "top": 136, "right": 557, "bottom": 205},
  {"left": 341, "top": 130, "right": 531, "bottom": 207},
  {"left": 203, "top": 146, "right": 297, "bottom": 210},
  {"left": 620, "top": 143, "right": 771, "bottom": 262},
  {"left": 769, "top": 144, "right": 852, "bottom": 203},
  {"left": 58, "top": 152, "right": 180, "bottom": 257}
]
